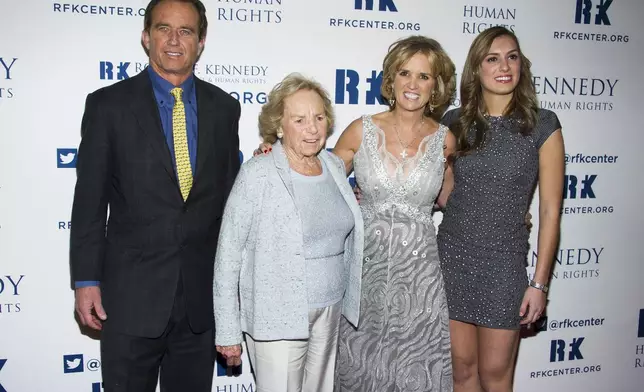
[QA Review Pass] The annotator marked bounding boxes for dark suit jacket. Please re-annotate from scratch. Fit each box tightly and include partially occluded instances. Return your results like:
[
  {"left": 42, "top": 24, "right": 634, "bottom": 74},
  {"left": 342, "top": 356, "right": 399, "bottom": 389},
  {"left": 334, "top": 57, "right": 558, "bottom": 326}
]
[{"left": 70, "top": 71, "right": 241, "bottom": 338}]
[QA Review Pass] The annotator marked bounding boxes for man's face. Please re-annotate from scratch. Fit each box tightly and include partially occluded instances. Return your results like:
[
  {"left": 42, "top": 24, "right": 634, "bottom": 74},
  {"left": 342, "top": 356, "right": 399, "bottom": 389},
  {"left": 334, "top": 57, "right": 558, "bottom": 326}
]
[{"left": 142, "top": 1, "right": 204, "bottom": 85}]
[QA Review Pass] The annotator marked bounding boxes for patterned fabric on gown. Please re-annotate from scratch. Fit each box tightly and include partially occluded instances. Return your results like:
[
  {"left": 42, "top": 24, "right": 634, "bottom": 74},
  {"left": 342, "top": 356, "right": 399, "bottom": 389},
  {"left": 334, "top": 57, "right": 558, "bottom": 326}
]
[{"left": 335, "top": 115, "right": 453, "bottom": 392}]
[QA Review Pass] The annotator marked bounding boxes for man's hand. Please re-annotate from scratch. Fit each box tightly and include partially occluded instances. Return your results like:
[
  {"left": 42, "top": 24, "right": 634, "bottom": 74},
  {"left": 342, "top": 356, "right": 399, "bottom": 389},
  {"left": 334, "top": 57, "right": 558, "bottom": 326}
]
[{"left": 75, "top": 286, "right": 107, "bottom": 330}]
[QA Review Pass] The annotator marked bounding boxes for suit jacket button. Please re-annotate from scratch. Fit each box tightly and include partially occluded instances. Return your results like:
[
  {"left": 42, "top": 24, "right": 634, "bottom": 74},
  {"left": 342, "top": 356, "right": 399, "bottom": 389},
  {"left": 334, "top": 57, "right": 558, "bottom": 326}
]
[{"left": 183, "top": 205, "right": 189, "bottom": 213}]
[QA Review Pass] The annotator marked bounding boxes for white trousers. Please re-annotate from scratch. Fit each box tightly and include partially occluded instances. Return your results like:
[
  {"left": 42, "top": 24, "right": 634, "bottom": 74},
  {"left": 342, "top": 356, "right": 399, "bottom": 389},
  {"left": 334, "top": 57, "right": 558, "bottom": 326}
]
[{"left": 245, "top": 302, "right": 342, "bottom": 392}]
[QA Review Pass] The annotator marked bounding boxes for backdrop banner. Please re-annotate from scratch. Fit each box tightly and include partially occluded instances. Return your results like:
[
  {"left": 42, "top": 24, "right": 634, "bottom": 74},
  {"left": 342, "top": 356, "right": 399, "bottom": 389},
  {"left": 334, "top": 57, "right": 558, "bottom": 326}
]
[{"left": 1, "top": 1, "right": 642, "bottom": 391}]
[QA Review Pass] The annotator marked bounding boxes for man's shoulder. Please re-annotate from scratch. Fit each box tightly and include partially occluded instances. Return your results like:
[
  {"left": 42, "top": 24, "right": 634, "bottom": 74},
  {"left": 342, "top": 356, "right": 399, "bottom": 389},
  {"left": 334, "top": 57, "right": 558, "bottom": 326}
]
[{"left": 86, "top": 72, "right": 145, "bottom": 103}]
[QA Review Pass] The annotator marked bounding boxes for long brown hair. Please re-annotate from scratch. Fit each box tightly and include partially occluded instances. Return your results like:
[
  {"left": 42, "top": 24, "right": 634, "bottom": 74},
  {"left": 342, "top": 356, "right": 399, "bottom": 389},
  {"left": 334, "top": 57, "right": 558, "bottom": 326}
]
[{"left": 453, "top": 26, "right": 538, "bottom": 157}]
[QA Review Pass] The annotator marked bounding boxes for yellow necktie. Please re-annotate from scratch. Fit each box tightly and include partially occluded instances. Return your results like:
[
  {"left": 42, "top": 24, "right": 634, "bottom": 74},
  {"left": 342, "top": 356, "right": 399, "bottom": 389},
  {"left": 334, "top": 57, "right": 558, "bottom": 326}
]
[{"left": 170, "top": 87, "right": 193, "bottom": 201}]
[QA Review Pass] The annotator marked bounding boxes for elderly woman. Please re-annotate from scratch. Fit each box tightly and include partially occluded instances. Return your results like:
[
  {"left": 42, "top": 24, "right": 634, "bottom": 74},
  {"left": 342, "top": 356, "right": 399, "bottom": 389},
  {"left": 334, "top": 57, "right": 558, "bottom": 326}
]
[{"left": 213, "top": 73, "right": 363, "bottom": 392}]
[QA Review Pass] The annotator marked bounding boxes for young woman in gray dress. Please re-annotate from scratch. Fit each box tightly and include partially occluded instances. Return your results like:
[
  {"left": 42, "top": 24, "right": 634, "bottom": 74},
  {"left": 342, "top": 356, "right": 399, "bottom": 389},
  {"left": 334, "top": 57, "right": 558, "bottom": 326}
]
[{"left": 437, "top": 27, "right": 565, "bottom": 392}]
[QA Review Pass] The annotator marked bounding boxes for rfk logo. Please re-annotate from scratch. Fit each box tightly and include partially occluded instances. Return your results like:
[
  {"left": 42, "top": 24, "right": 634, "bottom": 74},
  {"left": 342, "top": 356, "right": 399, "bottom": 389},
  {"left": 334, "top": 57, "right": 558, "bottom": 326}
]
[
  {"left": 563, "top": 174, "right": 596, "bottom": 199},
  {"left": 354, "top": 0, "right": 398, "bottom": 12},
  {"left": 575, "top": 0, "right": 612, "bottom": 26},
  {"left": 550, "top": 337, "right": 585, "bottom": 362},
  {"left": 99, "top": 61, "right": 130, "bottom": 80},
  {"left": 334, "top": 69, "right": 385, "bottom": 105}
]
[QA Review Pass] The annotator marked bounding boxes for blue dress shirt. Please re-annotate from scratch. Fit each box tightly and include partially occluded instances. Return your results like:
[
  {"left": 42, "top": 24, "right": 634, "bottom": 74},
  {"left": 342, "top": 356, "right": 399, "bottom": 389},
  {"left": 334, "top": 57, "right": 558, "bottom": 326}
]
[{"left": 75, "top": 67, "right": 199, "bottom": 289}]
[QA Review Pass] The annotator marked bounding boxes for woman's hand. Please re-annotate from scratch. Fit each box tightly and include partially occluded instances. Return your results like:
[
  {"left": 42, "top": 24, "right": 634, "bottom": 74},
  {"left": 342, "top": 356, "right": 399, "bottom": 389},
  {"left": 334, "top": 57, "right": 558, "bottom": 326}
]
[
  {"left": 519, "top": 287, "right": 546, "bottom": 326},
  {"left": 525, "top": 211, "right": 533, "bottom": 231},
  {"left": 253, "top": 142, "right": 273, "bottom": 157},
  {"left": 216, "top": 344, "right": 242, "bottom": 367},
  {"left": 353, "top": 185, "right": 362, "bottom": 204}
]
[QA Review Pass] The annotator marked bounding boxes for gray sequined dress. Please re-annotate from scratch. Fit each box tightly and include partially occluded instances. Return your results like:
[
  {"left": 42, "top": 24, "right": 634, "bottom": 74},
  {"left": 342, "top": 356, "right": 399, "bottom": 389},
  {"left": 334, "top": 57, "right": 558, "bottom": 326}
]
[
  {"left": 437, "top": 108, "right": 561, "bottom": 329},
  {"left": 335, "top": 115, "right": 453, "bottom": 392}
]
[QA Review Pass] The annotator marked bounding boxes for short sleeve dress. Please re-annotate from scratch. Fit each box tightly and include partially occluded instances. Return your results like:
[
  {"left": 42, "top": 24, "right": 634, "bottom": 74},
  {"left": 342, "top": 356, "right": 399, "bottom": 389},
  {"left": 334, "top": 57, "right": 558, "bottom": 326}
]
[{"left": 437, "top": 108, "right": 561, "bottom": 329}]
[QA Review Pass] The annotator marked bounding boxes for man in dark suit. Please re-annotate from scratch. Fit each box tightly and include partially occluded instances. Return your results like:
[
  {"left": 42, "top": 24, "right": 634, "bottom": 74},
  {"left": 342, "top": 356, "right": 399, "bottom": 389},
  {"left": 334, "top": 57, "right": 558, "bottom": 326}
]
[{"left": 70, "top": 1, "right": 241, "bottom": 390}]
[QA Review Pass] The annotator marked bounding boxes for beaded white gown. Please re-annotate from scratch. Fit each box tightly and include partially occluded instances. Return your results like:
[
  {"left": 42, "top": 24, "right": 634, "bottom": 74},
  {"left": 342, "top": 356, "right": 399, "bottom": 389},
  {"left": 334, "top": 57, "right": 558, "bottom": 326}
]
[{"left": 334, "top": 115, "right": 453, "bottom": 392}]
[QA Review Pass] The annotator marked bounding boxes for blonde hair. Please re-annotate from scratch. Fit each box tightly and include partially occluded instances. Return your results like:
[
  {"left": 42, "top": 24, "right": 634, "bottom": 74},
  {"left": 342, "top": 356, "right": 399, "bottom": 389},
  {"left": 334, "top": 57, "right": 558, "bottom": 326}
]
[
  {"left": 381, "top": 35, "right": 456, "bottom": 120},
  {"left": 258, "top": 73, "right": 335, "bottom": 143}
]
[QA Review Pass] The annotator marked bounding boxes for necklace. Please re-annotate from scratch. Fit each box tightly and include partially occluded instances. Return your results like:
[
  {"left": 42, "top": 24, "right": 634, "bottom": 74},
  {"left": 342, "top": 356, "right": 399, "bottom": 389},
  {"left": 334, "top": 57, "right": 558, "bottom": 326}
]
[{"left": 393, "top": 117, "right": 425, "bottom": 160}]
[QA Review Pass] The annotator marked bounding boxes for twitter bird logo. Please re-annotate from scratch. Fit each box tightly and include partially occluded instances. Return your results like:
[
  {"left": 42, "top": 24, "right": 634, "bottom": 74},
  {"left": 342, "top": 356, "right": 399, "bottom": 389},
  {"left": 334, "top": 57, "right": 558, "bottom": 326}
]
[
  {"left": 66, "top": 358, "right": 81, "bottom": 368},
  {"left": 57, "top": 148, "right": 78, "bottom": 168},
  {"left": 63, "top": 354, "right": 84, "bottom": 373},
  {"left": 60, "top": 153, "right": 75, "bottom": 164}
]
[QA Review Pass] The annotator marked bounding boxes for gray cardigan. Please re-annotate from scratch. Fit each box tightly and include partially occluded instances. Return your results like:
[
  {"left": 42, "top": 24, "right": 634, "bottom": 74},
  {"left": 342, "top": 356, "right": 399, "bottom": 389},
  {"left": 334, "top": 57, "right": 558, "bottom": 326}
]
[{"left": 213, "top": 141, "right": 364, "bottom": 346}]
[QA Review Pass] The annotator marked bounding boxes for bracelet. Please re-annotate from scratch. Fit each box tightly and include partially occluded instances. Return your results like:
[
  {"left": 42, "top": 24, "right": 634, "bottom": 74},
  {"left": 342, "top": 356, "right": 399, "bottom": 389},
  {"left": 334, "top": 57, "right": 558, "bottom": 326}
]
[{"left": 529, "top": 280, "right": 549, "bottom": 293}]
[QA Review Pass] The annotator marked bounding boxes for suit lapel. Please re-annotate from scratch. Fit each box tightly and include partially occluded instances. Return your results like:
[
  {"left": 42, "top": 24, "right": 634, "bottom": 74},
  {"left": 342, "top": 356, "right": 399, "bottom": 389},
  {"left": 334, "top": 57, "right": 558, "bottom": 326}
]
[
  {"left": 193, "top": 78, "right": 221, "bottom": 187},
  {"left": 129, "top": 72, "right": 177, "bottom": 185},
  {"left": 272, "top": 141, "right": 296, "bottom": 200},
  {"left": 320, "top": 151, "right": 362, "bottom": 223}
]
